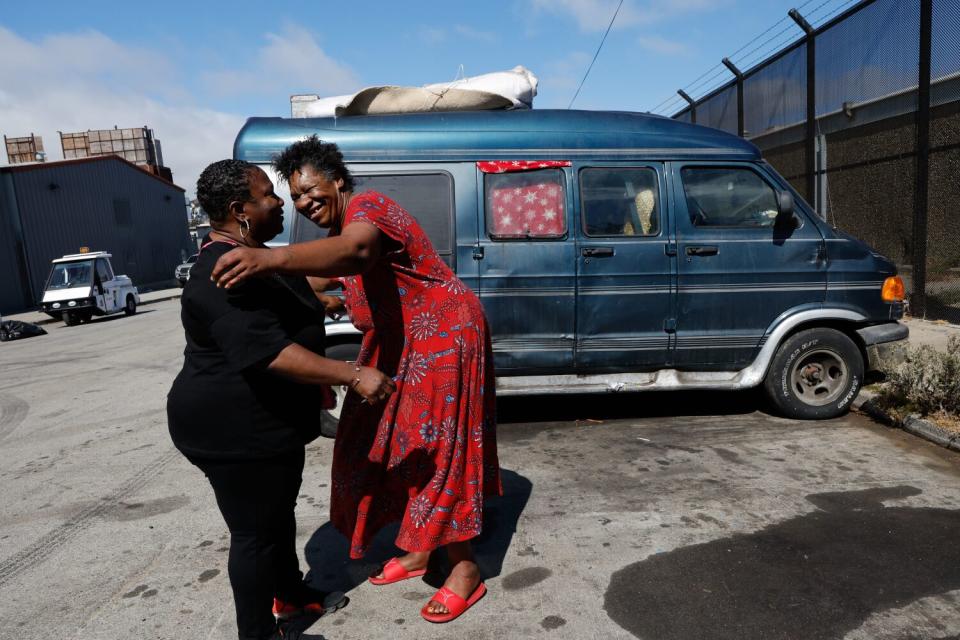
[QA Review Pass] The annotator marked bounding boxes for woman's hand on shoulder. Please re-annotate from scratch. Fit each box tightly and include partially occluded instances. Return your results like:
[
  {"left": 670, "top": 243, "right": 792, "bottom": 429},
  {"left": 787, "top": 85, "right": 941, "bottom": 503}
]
[
  {"left": 211, "top": 247, "right": 287, "bottom": 289},
  {"left": 352, "top": 366, "right": 396, "bottom": 405}
]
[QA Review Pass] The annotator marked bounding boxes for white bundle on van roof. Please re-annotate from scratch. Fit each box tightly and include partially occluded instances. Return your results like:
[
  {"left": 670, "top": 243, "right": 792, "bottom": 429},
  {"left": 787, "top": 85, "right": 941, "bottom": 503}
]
[{"left": 291, "top": 66, "right": 538, "bottom": 118}]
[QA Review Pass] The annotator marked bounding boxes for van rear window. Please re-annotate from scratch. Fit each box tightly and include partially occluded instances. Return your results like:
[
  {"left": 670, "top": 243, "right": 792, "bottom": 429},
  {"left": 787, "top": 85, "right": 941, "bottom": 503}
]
[{"left": 485, "top": 169, "right": 566, "bottom": 240}]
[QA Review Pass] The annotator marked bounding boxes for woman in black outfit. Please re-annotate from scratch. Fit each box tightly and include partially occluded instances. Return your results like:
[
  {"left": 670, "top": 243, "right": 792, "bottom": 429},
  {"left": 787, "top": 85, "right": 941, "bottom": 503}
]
[{"left": 167, "top": 160, "right": 395, "bottom": 640}]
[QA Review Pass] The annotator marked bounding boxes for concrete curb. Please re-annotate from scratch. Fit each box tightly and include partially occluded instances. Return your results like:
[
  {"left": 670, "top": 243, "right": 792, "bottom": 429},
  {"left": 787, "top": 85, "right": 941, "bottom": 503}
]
[{"left": 858, "top": 395, "right": 960, "bottom": 453}]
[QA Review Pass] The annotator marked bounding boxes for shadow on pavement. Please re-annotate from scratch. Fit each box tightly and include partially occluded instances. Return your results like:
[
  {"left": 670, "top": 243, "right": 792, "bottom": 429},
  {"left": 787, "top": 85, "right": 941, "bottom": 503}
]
[
  {"left": 604, "top": 485, "right": 960, "bottom": 640},
  {"left": 302, "top": 468, "right": 532, "bottom": 594},
  {"left": 497, "top": 388, "right": 764, "bottom": 424},
  {"left": 87, "top": 309, "right": 156, "bottom": 324}
]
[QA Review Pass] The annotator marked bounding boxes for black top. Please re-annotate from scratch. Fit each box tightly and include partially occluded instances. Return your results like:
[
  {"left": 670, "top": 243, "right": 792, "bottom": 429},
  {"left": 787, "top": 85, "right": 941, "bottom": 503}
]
[{"left": 167, "top": 242, "right": 328, "bottom": 460}]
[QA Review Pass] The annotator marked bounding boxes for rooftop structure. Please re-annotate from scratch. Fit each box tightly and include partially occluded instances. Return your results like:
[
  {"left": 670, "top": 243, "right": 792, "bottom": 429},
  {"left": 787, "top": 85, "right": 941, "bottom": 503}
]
[
  {"left": 4, "top": 134, "right": 46, "bottom": 164},
  {"left": 59, "top": 126, "right": 172, "bottom": 182}
]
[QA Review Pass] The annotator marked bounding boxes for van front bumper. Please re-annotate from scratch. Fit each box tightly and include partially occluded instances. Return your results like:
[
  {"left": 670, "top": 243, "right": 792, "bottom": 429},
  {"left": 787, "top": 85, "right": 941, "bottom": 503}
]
[{"left": 856, "top": 322, "right": 909, "bottom": 373}]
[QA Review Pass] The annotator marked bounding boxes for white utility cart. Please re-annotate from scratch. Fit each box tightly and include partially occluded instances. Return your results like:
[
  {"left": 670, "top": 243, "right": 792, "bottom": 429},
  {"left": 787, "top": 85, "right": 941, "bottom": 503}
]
[{"left": 39, "top": 251, "right": 140, "bottom": 326}]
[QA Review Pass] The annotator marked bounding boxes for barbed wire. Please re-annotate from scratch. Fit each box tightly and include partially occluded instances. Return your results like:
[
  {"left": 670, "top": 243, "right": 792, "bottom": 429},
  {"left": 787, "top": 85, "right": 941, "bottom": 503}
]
[{"left": 648, "top": 0, "right": 865, "bottom": 114}]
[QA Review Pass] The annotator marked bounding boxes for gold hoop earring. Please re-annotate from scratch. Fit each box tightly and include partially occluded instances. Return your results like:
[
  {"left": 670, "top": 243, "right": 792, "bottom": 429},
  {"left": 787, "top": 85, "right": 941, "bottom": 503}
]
[{"left": 239, "top": 218, "right": 250, "bottom": 239}]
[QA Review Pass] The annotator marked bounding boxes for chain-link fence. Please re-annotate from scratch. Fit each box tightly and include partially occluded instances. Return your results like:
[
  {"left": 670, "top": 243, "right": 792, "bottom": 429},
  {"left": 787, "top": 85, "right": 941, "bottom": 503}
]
[{"left": 672, "top": 0, "right": 959, "bottom": 322}]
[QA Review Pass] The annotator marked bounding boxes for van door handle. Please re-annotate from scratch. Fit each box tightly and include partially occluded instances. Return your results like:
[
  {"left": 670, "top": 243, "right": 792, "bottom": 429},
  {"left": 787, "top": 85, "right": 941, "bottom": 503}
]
[
  {"left": 582, "top": 247, "right": 615, "bottom": 257},
  {"left": 685, "top": 245, "right": 719, "bottom": 256}
]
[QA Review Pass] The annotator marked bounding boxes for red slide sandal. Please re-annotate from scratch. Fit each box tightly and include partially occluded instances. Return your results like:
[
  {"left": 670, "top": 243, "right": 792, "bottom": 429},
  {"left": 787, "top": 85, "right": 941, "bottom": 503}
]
[
  {"left": 368, "top": 557, "right": 427, "bottom": 586},
  {"left": 420, "top": 582, "right": 487, "bottom": 623}
]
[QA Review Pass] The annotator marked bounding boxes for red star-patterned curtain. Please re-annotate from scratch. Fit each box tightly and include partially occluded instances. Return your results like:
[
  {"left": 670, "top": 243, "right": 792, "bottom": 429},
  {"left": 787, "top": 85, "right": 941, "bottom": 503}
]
[{"left": 478, "top": 161, "right": 570, "bottom": 238}]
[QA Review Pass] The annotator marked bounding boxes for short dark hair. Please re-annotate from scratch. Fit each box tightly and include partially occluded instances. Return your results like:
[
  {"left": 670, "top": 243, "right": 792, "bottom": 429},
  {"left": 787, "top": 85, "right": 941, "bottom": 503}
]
[
  {"left": 196, "top": 159, "right": 256, "bottom": 222},
  {"left": 273, "top": 135, "right": 355, "bottom": 191}
]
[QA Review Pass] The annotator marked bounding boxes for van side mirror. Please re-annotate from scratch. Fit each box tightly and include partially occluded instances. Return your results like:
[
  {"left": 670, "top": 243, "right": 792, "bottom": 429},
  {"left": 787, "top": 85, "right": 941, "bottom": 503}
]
[{"left": 777, "top": 191, "right": 794, "bottom": 218}]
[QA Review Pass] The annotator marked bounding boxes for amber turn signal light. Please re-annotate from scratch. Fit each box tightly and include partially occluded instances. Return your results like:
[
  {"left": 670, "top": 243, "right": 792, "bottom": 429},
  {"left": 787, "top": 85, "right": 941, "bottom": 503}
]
[{"left": 881, "top": 275, "right": 906, "bottom": 302}]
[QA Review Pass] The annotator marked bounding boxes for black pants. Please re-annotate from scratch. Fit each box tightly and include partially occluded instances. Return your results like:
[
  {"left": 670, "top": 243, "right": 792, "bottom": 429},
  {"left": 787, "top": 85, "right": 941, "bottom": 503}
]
[{"left": 189, "top": 448, "right": 306, "bottom": 640}]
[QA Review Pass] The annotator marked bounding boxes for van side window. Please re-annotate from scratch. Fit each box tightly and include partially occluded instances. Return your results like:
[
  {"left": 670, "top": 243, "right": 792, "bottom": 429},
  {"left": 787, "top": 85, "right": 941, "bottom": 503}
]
[
  {"left": 485, "top": 169, "right": 566, "bottom": 240},
  {"left": 581, "top": 167, "right": 659, "bottom": 236},
  {"left": 293, "top": 173, "right": 455, "bottom": 267},
  {"left": 681, "top": 167, "right": 780, "bottom": 228}
]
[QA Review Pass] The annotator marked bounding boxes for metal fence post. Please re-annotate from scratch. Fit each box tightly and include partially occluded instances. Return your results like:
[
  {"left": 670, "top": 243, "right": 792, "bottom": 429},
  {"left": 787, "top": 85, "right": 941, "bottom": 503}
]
[
  {"left": 789, "top": 8, "right": 817, "bottom": 208},
  {"left": 912, "top": 0, "right": 933, "bottom": 316},
  {"left": 722, "top": 58, "right": 746, "bottom": 137},
  {"left": 677, "top": 90, "right": 697, "bottom": 124}
]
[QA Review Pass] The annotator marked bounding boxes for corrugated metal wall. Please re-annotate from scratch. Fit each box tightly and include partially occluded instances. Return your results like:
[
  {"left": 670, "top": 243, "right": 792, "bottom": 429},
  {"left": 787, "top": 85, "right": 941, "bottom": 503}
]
[
  {"left": 0, "top": 173, "right": 30, "bottom": 314},
  {"left": 1, "top": 157, "right": 191, "bottom": 312}
]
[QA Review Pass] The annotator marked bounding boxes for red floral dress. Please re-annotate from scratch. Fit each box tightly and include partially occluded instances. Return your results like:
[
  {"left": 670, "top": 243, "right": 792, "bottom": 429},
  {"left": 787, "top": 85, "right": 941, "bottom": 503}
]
[{"left": 330, "top": 191, "right": 501, "bottom": 559}]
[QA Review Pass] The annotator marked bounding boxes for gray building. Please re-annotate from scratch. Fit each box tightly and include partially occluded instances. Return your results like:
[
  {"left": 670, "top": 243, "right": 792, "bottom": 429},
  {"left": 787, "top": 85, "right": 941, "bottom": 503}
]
[{"left": 0, "top": 155, "right": 192, "bottom": 314}]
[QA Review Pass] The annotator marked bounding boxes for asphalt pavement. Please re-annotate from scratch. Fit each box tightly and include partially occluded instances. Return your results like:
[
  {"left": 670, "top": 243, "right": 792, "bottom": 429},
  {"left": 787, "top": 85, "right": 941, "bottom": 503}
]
[{"left": 1, "top": 300, "right": 960, "bottom": 640}]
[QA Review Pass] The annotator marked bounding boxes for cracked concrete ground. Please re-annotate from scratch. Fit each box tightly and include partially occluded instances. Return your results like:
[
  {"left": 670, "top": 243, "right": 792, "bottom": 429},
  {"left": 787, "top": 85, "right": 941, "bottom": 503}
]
[{"left": 2, "top": 299, "right": 960, "bottom": 640}]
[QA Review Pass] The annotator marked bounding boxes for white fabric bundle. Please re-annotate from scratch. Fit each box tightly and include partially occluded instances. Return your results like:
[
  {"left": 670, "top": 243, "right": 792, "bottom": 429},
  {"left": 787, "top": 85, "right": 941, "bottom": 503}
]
[{"left": 291, "top": 66, "right": 538, "bottom": 118}]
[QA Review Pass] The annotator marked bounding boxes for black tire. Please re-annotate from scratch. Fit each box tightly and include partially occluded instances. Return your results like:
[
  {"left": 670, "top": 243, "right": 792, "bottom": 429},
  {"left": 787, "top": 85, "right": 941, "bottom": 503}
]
[
  {"left": 0, "top": 328, "right": 8, "bottom": 342},
  {"left": 63, "top": 311, "right": 81, "bottom": 326},
  {"left": 80, "top": 311, "right": 93, "bottom": 323},
  {"left": 124, "top": 295, "right": 137, "bottom": 316},
  {"left": 763, "top": 327, "right": 864, "bottom": 420},
  {"left": 320, "top": 342, "right": 362, "bottom": 438}
]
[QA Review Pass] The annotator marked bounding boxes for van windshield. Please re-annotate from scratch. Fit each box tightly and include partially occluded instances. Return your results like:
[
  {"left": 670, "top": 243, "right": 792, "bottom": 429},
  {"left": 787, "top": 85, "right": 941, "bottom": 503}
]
[{"left": 46, "top": 260, "right": 94, "bottom": 290}]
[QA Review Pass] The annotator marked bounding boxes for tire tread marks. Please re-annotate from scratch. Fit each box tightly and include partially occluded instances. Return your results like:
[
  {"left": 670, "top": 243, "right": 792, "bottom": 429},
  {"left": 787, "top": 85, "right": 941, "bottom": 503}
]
[
  {"left": 0, "top": 450, "right": 178, "bottom": 587},
  {"left": 0, "top": 393, "right": 29, "bottom": 441}
]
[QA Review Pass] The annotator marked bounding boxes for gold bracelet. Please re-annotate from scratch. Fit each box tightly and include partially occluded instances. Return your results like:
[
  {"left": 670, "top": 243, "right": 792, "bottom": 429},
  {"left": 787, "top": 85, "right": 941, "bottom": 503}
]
[{"left": 349, "top": 363, "right": 361, "bottom": 390}]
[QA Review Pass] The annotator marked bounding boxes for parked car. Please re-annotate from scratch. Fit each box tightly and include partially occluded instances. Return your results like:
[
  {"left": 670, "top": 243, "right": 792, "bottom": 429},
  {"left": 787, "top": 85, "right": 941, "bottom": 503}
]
[
  {"left": 39, "top": 251, "right": 139, "bottom": 325},
  {"left": 235, "top": 109, "right": 908, "bottom": 423},
  {"left": 175, "top": 253, "right": 199, "bottom": 287}
]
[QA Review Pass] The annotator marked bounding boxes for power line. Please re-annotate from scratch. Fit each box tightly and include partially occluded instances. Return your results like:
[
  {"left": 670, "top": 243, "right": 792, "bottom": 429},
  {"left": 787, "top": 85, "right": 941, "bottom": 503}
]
[{"left": 569, "top": 0, "right": 625, "bottom": 109}]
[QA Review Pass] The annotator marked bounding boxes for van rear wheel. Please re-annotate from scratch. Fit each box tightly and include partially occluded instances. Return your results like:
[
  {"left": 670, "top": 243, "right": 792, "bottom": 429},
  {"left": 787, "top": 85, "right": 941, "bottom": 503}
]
[
  {"left": 320, "top": 343, "right": 362, "bottom": 438},
  {"left": 124, "top": 295, "right": 137, "bottom": 316},
  {"left": 763, "top": 327, "right": 863, "bottom": 420}
]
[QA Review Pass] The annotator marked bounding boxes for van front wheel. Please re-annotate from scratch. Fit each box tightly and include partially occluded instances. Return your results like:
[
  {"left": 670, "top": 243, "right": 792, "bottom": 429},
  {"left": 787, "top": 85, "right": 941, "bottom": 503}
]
[{"left": 763, "top": 327, "right": 863, "bottom": 420}]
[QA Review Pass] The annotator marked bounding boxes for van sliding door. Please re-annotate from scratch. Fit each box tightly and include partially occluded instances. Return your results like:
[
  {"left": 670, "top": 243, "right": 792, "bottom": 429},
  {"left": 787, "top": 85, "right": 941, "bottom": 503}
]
[
  {"left": 574, "top": 163, "right": 673, "bottom": 371},
  {"left": 475, "top": 163, "right": 576, "bottom": 373}
]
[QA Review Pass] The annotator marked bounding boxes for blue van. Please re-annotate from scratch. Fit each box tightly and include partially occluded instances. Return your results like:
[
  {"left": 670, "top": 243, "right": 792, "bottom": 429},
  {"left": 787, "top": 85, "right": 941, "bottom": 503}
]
[{"left": 233, "top": 109, "right": 908, "bottom": 422}]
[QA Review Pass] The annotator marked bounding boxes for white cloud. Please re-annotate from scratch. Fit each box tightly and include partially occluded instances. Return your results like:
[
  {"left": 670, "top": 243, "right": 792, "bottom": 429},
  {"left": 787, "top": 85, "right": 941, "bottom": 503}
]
[
  {"left": 203, "top": 25, "right": 360, "bottom": 98},
  {"left": 637, "top": 34, "right": 692, "bottom": 56},
  {"left": 453, "top": 24, "right": 499, "bottom": 43},
  {"left": 0, "top": 25, "right": 353, "bottom": 198},
  {"left": 417, "top": 24, "right": 497, "bottom": 45},
  {"left": 531, "top": 0, "right": 650, "bottom": 31},
  {"left": 530, "top": 0, "right": 727, "bottom": 32},
  {"left": 0, "top": 27, "right": 242, "bottom": 197},
  {"left": 419, "top": 26, "right": 448, "bottom": 44},
  {"left": 538, "top": 51, "right": 594, "bottom": 107}
]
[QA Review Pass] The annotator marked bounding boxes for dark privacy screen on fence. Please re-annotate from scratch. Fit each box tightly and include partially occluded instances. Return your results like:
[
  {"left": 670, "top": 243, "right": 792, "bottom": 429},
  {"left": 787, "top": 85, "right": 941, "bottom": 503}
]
[
  {"left": 671, "top": 0, "right": 960, "bottom": 322},
  {"left": 696, "top": 85, "right": 739, "bottom": 135},
  {"left": 815, "top": 0, "right": 921, "bottom": 117},
  {"left": 743, "top": 44, "right": 807, "bottom": 138}
]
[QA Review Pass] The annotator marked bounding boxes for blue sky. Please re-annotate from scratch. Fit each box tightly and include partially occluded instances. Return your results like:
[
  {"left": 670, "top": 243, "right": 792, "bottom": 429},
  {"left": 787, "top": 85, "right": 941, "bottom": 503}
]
[{"left": 0, "top": 0, "right": 862, "bottom": 195}]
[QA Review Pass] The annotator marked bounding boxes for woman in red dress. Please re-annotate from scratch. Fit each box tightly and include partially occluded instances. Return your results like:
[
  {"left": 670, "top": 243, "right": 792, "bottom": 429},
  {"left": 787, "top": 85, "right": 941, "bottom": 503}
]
[{"left": 212, "top": 137, "right": 500, "bottom": 623}]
